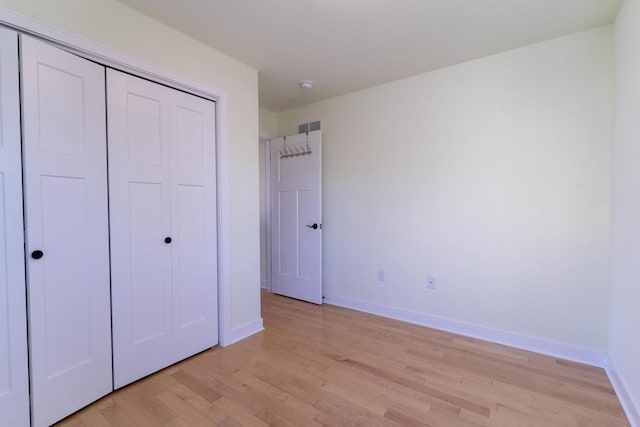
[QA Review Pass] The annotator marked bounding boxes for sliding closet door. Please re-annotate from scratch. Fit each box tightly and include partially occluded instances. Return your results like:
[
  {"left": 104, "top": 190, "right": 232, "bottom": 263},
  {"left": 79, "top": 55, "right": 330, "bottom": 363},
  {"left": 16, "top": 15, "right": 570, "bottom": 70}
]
[
  {"left": 170, "top": 90, "right": 218, "bottom": 359},
  {"left": 0, "top": 28, "right": 29, "bottom": 427},
  {"left": 21, "top": 36, "right": 112, "bottom": 426},
  {"left": 108, "top": 69, "right": 173, "bottom": 388}
]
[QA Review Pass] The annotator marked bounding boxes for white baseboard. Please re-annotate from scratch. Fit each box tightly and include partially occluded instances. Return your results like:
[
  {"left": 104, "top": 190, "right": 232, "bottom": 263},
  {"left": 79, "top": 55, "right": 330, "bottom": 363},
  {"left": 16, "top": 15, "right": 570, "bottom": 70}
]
[
  {"left": 323, "top": 292, "right": 607, "bottom": 367},
  {"left": 260, "top": 279, "right": 268, "bottom": 289},
  {"left": 230, "top": 318, "right": 264, "bottom": 345},
  {"left": 606, "top": 357, "right": 640, "bottom": 427}
]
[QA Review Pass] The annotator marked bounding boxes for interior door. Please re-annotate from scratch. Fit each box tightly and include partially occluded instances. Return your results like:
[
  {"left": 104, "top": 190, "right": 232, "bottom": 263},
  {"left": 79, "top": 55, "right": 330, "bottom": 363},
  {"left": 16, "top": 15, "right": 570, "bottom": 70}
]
[
  {"left": 169, "top": 90, "right": 218, "bottom": 360},
  {"left": 270, "top": 130, "right": 322, "bottom": 304},
  {"left": 20, "top": 35, "right": 113, "bottom": 426},
  {"left": 108, "top": 69, "right": 173, "bottom": 388},
  {"left": 0, "top": 28, "right": 30, "bottom": 427}
]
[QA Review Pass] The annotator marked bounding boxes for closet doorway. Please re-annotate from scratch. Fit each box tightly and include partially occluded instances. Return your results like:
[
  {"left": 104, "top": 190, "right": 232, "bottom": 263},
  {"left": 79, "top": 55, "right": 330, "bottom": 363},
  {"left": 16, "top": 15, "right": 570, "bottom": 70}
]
[{"left": 0, "top": 11, "right": 232, "bottom": 425}]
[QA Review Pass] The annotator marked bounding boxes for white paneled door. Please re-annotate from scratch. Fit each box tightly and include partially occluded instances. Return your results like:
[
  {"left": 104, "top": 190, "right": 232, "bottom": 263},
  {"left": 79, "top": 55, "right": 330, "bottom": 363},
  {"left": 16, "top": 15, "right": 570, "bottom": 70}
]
[
  {"left": 20, "top": 36, "right": 113, "bottom": 426},
  {"left": 270, "top": 131, "right": 322, "bottom": 304},
  {"left": 108, "top": 70, "right": 173, "bottom": 388},
  {"left": 0, "top": 28, "right": 30, "bottom": 427},
  {"left": 108, "top": 69, "right": 218, "bottom": 388},
  {"left": 169, "top": 90, "right": 218, "bottom": 361}
]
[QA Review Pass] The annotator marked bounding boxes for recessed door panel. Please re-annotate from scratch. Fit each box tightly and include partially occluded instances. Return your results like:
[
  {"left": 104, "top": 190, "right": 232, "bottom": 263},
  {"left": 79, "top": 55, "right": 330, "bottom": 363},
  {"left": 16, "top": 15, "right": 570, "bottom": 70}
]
[
  {"left": 176, "top": 106, "right": 204, "bottom": 169},
  {"left": 38, "top": 64, "right": 86, "bottom": 156},
  {"left": 129, "top": 182, "right": 167, "bottom": 344},
  {"left": 127, "top": 93, "right": 162, "bottom": 164},
  {"left": 277, "top": 190, "right": 296, "bottom": 276},
  {"left": 41, "top": 176, "right": 92, "bottom": 377},
  {"left": 176, "top": 184, "right": 206, "bottom": 327},
  {"left": 21, "top": 35, "right": 112, "bottom": 427},
  {"left": 297, "top": 190, "right": 313, "bottom": 280},
  {"left": 0, "top": 174, "right": 9, "bottom": 393}
]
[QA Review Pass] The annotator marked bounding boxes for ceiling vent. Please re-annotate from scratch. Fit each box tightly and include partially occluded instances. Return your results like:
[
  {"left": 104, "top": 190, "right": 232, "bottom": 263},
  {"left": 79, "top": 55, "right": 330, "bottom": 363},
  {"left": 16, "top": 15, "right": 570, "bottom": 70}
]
[{"left": 298, "top": 120, "right": 321, "bottom": 134}]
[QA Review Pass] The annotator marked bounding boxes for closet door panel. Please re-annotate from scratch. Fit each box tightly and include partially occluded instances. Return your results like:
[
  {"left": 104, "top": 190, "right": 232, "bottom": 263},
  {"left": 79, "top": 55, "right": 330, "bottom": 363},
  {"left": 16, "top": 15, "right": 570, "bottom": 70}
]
[
  {"left": 40, "top": 176, "right": 93, "bottom": 371},
  {"left": 0, "top": 28, "right": 29, "bottom": 427},
  {"left": 170, "top": 90, "right": 218, "bottom": 358},
  {"left": 20, "top": 35, "right": 112, "bottom": 427},
  {"left": 108, "top": 69, "right": 173, "bottom": 388},
  {"left": 129, "top": 182, "right": 166, "bottom": 343}
]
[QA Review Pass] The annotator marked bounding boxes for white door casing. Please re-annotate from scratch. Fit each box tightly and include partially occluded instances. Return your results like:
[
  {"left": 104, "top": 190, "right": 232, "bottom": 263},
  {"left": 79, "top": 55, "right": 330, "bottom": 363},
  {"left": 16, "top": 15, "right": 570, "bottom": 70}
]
[
  {"left": 20, "top": 35, "right": 113, "bottom": 427},
  {"left": 0, "top": 28, "right": 30, "bottom": 427},
  {"left": 108, "top": 69, "right": 218, "bottom": 388},
  {"left": 270, "top": 131, "right": 322, "bottom": 304}
]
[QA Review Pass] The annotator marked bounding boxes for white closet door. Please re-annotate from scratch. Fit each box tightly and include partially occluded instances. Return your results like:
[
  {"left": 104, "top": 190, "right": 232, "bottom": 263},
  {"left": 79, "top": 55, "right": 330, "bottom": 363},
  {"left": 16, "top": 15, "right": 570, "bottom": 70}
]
[
  {"left": 0, "top": 28, "right": 30, "bottom": 427},
  {"left": 169, "top": 90, "right": 218, "bottom": 359},
  {"left": 109, "top": 70, "right": 218, "bottom": 388},
  {"left": 108, "top": 69, "right": 173, "bottom": 388},
  {"left": 20, "top": 35, "right": 112, "bottom": 427}
]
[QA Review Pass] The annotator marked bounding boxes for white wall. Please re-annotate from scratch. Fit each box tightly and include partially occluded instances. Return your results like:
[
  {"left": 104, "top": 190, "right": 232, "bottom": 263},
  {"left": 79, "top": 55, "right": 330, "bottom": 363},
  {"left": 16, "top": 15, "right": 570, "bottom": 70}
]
[
  {"left": 610, "top": 0, "right": 640, "bottom": 417},
  {"left": 0, "top": 0, "right": 262, "bottom": 330},
  {"left": 278, "top": 26, "right": 613, "bottom": 351},
  {"left": 259, "top": 107, "right": 278, "bottom": 137}
]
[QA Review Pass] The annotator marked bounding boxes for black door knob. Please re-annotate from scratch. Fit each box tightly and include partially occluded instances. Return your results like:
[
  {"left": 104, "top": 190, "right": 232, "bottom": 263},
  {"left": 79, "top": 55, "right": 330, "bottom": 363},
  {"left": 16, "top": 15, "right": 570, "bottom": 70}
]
[
  {"left": 165, "top": 237, "right": 172, "bottom": 244},
  {"left": 306, "top": 223, "right": 319, "bottom": 230},
  {"left": 31, "top": 250, "right": 44, "bottom": 260}
]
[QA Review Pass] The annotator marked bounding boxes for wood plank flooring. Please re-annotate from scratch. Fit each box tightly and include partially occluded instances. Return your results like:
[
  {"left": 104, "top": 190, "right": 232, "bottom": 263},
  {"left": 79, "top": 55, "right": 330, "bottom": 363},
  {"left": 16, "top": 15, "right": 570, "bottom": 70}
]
[{"left": 57, "top": 290, "right": 630, "bottom": 426}]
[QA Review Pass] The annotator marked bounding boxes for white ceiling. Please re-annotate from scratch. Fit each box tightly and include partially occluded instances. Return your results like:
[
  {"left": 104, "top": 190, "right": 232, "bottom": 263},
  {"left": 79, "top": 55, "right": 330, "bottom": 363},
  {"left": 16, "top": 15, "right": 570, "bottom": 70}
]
[{"left": 117, "top": 0, "right": 621, "bottom": 112}]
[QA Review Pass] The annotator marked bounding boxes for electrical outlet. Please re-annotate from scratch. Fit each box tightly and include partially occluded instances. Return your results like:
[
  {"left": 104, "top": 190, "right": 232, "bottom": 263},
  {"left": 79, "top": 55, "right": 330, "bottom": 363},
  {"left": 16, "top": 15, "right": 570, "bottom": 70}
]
[
  {"left": 377, "top": 270, "right": 386, "bottom": 282},
  {"left": 427, "top": 276, "right": 436, "bottom": 289}
]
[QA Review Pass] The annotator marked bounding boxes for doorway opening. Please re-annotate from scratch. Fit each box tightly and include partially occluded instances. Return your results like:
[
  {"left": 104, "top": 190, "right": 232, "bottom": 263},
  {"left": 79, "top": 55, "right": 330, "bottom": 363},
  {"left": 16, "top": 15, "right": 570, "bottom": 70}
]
[{"left": 259, "top": 134, "right": 272, "bottom": 292}]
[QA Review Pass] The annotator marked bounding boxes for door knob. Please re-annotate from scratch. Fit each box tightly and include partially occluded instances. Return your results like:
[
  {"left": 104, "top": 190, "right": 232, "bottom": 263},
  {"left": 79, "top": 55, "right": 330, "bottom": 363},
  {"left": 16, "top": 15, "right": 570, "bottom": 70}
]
[
  {"left": 164, "top": 237, "right": 172, "bottom": 244},
  {"left": 306, "top": 223, "right": 319, "bottom": 230},
  {"left": 31, "top": 250, "right": 44, "bottom": 260}
]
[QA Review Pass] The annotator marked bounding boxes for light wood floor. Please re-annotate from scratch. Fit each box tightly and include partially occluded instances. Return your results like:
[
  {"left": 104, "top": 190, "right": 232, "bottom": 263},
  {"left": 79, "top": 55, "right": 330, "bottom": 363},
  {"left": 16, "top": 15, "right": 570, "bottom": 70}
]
[{"left": 58, "top": 290, "right": 629, "bottom": 427}]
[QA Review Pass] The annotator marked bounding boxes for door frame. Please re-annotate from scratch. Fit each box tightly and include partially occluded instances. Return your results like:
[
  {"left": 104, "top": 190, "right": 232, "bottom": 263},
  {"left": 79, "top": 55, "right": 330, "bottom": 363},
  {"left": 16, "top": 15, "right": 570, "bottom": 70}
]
[
  {"left": 259, "top": 133, "right": 272, "bottom": 292},
  {"left": 0, "top": 7, "right": 234, "bottom": 346}
]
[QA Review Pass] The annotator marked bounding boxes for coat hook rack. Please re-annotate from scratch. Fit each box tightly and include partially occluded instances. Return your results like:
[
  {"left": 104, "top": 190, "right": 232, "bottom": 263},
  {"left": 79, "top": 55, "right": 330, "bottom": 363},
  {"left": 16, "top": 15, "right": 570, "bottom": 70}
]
[{"left": 280, "top": 142, "right": 312, "bottom": 159}]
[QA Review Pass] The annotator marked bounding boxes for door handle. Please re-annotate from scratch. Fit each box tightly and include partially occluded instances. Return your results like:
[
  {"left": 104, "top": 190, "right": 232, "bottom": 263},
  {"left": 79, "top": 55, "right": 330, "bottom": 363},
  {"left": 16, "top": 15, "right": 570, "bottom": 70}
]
[
  {"left": 306, "top": 223, "right": 321, "bottom": 230},
  {"left": 164, "top": 237, "right": 172, "bottom": 244},
  {"left": 31, "top": 250, "right": 44, "bottom": 260}
]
